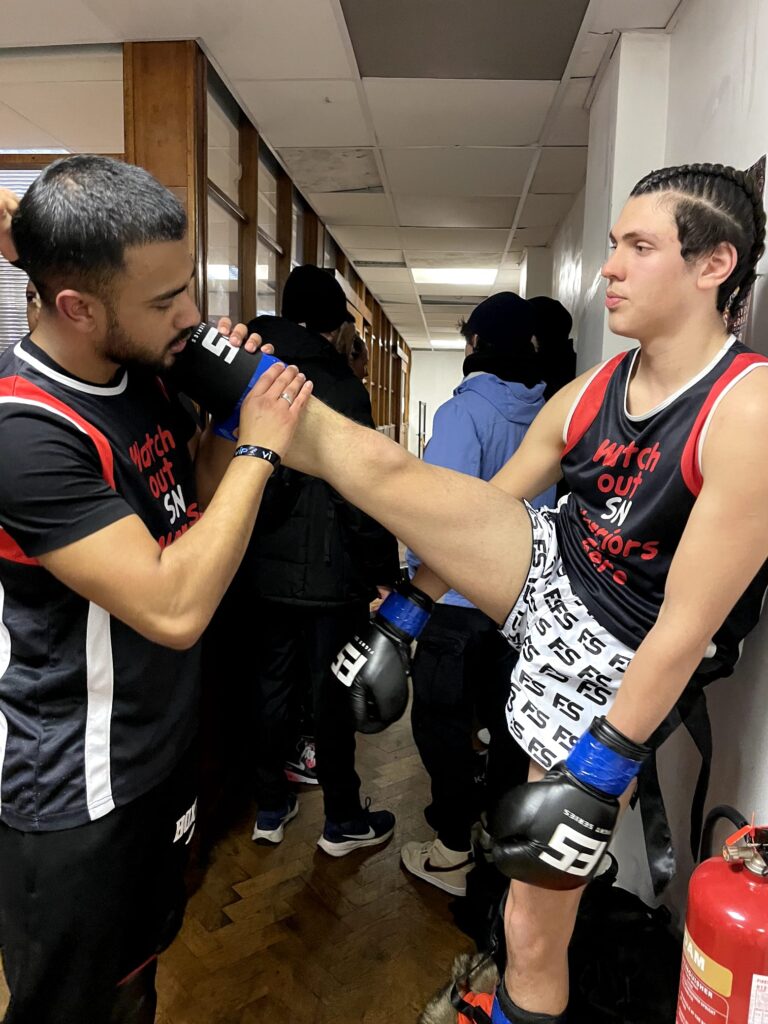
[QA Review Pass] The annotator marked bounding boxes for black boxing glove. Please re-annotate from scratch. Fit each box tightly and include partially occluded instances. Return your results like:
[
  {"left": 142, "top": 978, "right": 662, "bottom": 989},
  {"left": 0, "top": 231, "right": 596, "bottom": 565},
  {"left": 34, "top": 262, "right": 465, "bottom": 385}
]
[
  {"left": 490, "top": 716, "right": 650, "bottom": 890},
  {"left": 331, "top": 582, "right": 434, "bottom": 734},
  {"left": 166, "top": 323, "right": 282, "bottom": 440}
]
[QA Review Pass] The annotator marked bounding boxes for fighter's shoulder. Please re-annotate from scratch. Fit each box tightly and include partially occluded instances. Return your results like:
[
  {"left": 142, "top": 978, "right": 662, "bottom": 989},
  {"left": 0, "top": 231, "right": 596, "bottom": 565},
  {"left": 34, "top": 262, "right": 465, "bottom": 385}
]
[
  {"left": 537, "top": 359, "right": 612, "bottom": 440},
  {"left": 707, "top": 356, "right": 768, "bottom": 433}
]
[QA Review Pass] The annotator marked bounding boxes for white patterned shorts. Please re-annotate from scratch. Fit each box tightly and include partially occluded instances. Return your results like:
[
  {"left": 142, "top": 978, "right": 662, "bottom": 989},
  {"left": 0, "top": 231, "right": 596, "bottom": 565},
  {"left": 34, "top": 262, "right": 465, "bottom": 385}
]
[{"left": 500, "top": 503, "right": 636, "bottom": 771}]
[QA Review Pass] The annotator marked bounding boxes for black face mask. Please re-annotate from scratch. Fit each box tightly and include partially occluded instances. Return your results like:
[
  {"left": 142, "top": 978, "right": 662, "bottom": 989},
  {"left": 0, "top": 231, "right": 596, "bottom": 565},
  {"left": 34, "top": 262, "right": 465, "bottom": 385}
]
[{"left": 462, "top": 346, "right": 541, "bottom": 389}]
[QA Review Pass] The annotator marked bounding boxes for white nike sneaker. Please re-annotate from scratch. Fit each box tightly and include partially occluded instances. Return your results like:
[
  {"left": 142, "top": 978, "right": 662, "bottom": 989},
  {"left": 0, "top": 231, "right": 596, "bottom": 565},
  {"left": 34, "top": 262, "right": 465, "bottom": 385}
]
[{"left": 401, "top": 837, "right": 474, "bottom": 897}]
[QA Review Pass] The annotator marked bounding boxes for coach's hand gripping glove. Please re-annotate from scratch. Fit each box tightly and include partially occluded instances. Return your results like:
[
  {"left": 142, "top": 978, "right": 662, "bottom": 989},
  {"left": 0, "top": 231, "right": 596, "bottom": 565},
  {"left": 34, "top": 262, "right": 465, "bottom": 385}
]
[
  {"left": 331, "top": 582, "right": 434, "bottom": 734},
  {"left": 490, "top": 717, "right": 650, "bottom": 890},
  {"left": 167, "top": 323, "right": 282, "bottom": 440}
]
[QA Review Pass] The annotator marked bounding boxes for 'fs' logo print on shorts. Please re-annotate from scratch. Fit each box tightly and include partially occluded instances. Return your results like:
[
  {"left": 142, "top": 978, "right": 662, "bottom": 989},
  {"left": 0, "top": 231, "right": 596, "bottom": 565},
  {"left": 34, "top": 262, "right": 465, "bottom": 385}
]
[{"left": 501, "top": 504, "right": 635, "bottom": 770}]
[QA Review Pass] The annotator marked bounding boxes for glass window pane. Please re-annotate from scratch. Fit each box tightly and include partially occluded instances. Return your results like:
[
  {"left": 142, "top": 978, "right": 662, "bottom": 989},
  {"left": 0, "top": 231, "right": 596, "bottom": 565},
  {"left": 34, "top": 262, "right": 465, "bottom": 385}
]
[
  {"left": 207, "top": 90, "right": 240, "bottom": 202},
  {"left": 323, "top": 230, "right": 337, "bottom": 270},
  {"left": 256, "top": 237, "right": 277, "bottom": 316},
  {"left": 0, "top": 170, "right": 40, "bottom": 353},
  {"left": 258, "top": 159, "right": 278, "bottom": 241},
  {"left": 291, "top": 199, "right": 304, "bottom": 268},
  {"left": 207, "top": 194, "right": 240, "bottom": 324}
]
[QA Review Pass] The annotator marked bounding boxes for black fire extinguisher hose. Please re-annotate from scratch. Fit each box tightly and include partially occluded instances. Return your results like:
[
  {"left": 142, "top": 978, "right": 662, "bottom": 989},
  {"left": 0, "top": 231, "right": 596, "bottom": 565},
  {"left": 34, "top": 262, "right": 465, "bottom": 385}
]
[{"left": 700, "top": 805, "right": 749, "bottom": 862}]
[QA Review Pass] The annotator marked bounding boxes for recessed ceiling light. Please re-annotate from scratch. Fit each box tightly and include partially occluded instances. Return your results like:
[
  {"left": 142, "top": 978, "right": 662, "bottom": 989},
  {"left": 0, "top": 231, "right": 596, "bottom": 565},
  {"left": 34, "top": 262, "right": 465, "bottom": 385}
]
[
  {"left": 430, "top": 338, "right": 465, "bottom": 350},
  {"left": 412, "top": 268, "right": 497, "bottom": 286}
]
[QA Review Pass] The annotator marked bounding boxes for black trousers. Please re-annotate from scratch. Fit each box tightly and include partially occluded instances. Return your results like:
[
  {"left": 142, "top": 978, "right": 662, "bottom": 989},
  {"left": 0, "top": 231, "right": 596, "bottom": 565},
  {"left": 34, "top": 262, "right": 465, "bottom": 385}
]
[
  {"left": 249, "top": 599, "right": 371, "bottom": 823},
  {"left": 410, "top": 604, "right": 529, "bottom": 851},
  {"left": 0, "top": 746, "right": 196, "bottom": 1024}
]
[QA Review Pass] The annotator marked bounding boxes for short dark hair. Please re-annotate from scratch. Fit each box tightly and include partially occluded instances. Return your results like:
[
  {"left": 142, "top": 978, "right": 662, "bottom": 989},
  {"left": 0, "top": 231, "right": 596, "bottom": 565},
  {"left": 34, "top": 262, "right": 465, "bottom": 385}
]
[
  {"left": 12, "top": 155, "right": 187, "bottom": 305},
  {"left": 631, "top": 163, "right": 766, "bottom": 318}
]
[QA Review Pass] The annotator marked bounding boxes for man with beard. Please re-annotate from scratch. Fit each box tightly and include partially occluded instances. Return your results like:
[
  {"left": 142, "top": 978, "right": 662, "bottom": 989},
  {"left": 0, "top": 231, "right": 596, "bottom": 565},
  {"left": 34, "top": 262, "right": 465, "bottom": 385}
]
[{"left": 0, "top": 156, "right": 312, "bottom": 1024}]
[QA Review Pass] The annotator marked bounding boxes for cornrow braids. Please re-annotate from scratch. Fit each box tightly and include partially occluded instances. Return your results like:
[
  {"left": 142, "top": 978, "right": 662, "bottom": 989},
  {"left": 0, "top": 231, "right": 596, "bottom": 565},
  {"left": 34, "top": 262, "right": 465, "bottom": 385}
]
[{"left": 631, "top": 163, "right": 766, "bottom": 320}]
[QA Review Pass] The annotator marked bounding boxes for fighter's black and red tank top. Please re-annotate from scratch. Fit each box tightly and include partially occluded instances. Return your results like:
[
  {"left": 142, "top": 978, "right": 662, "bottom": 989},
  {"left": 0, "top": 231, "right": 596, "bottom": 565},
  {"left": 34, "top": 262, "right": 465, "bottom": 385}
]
[{"left": 556, "top": 337, "right": 768, "bottom": 655}]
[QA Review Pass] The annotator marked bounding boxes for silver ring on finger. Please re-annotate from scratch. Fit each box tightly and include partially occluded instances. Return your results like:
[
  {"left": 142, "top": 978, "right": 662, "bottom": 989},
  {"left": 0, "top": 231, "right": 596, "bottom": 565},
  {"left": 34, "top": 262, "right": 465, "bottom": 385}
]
[{"left": 279, "top": 391, "right": 293, "bottom": 406}]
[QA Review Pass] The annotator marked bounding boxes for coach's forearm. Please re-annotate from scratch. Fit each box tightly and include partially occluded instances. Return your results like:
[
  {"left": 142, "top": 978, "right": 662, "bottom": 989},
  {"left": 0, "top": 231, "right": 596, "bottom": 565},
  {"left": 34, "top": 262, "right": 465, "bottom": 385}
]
[{"left": 155, "top": 455, "right": 272, "bottom": 645}]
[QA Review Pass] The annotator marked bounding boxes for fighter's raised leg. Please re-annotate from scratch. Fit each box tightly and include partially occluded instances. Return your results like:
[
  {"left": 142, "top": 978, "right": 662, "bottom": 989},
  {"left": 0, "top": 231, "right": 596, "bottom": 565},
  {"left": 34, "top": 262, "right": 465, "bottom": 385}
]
[{"left": 284, "top": 395, "right": 534, "bottom": 627}]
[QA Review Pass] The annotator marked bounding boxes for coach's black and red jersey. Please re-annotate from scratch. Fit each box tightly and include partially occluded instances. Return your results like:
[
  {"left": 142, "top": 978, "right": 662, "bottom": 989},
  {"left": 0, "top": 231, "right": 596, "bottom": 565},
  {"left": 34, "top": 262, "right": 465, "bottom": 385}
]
[
  {"left": 0, "top": 336, "right": 201, "bottom": 831},
  {"left": 557, "top": 336, "right": 768, "bottom": 653}
]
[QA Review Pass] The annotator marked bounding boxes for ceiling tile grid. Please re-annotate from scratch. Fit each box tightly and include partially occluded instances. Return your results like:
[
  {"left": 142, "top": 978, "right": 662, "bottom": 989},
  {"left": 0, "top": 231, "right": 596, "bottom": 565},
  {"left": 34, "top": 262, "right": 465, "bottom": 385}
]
[
  {"left": 363, "top": 78, "right": 559, "bottom": 148},
  {"left": 1, "top": 0, "right": 681, "bottom": 351}
]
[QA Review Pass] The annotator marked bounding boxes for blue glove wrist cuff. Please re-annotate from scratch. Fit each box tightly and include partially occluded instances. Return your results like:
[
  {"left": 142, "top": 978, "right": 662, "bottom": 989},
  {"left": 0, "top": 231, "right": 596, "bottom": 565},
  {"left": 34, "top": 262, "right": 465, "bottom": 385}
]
[
  {"left": 211, "top": 353, "right": 281, "bottom": 441},
  {"left": 566, "top": 725, "right": 644, "bottom": 797},
  {"left": 378, "top": 590, "right": 430, "bottom": 640},
  {"left": 491, "top": 994, "right": 513, "bottom": 1024}
]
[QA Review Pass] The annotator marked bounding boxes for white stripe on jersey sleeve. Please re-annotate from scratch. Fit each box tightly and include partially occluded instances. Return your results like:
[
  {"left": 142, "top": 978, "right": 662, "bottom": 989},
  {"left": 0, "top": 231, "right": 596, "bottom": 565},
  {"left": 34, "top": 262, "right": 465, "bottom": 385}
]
[{"left": 84, "top": 603, "right": 116, "bottom": 820}]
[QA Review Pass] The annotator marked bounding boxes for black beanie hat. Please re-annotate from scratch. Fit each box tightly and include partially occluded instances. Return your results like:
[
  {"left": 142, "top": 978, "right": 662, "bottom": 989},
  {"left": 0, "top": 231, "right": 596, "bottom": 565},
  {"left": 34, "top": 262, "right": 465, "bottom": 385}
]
[
  {"left": 528, "top": 296, "right": 573, "bottom": 343},
  {"left": 281, "top": 264, "right": 349, "bottom": 333},
  {"left": 461, "top": 292, "right": 540, "bottom": 387},
  {"left": 463, "top": 291, "right": 536, "bottom": 350}
]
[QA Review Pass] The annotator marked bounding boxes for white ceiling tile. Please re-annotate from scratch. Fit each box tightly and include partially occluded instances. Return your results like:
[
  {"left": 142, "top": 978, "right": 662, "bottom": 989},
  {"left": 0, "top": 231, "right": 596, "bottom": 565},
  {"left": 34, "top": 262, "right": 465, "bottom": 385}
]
[
  {"left": 517, "top": 194, "right": 577, "bottom": 228},
  {"left": 383, "top": 148, "right": 534, "bottom": 197},
  {"left": 425, "top": 304, "right": 475, "bottom": 318},
  {"left": 347, "top": 248, "right": 405, "bottom": 264},
  {"left": 369, "top": 284, "right": 420, "bottom": 302},
  {"left": 354, "top": 267, "right": 412, "bottom": 284},
  {"left": 0, "top": 3, "right": 118, "bottom": 46},
  {"left": 308, "top": 193, "right": 393, "bottom": 226},
  {"left": 364, "top": 79, "right": 558, "bottom": 147},
  {"left": 332, "top": 225, "right": 402, "bottom": 249},
  {"left": 279, "top": 148, "right": 381, "bottom": 192},
  {"left": 401, "top": 228, "right": 510, "bottom": 252},
  {"left": 395, "top": 195, "right": 518, "bottom": 229},
  {"left": 546, "top": 79, "right": 591, "bottom": 146},
  {"left": 532, "top": 148, "right": 588, "bottom": 194},
  {"left": 1, "top": 81, "right": 124, "bottom": 152},
  {"left": 416, "top": 281, "right": 493, "bottom": 297},
  {"left": 0, "top": 46, "right": 122, "bottom": 83},
  {"left": 514, "top": 226, "right": 556, "bottom": 246},
  {"left": 235, "top": 80, "right": 371, "bottom": 148},
  {"left": 592, "top": 0, "right": 680, "bottom": 32},
  {"left": 407, "top": 251, "right": 503, "bottom": 269},
  {"left": 571, "top": 32, "right": 614, "bottom": 78},
  {"left": 0, "top": 100, "right": 69, "bottom": 150},
  {"left": 205, "top": 0, "right": 353, "bottom": 80}
]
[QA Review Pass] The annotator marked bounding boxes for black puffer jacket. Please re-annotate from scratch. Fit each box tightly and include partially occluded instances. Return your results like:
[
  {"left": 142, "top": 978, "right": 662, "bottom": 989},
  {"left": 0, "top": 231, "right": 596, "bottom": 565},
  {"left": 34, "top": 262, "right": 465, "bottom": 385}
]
[{"left": 237, "top": 315, "right": 400, "bottom": 606}]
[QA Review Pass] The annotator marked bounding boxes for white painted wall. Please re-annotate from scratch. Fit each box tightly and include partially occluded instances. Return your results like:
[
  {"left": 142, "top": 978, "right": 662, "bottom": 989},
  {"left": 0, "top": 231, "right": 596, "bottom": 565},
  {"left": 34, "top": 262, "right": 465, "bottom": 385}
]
[
  {"left": 546, "top": 18, "right": 768, "bottom": 918},
  {"left": 576, "top": 32, "right": 671, "bottom": 372},
  {"left": 616, "top": 0, "right": 768, "bottom": 919},
  {"left": 407, "top": 350, "right": 464, "bottom": 455},
  {"left": 519, "top": 247, "right": 553, "bottom": 301},
  {"left": 550, "top": 187, "right": 585, "bottom": 344}
]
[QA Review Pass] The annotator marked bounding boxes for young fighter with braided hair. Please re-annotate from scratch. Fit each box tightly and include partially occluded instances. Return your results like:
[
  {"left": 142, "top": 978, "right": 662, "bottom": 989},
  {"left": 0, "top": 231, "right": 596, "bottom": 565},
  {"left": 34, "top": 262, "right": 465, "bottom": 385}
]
[{"left": 225, "top": 161, "right": 767, "bottom": 1023}]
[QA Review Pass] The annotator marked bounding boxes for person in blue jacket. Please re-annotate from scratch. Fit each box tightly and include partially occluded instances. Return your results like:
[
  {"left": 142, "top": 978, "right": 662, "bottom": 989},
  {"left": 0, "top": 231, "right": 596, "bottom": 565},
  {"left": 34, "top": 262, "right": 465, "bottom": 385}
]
[{"left": 401, "top": 291, "right": 556, "bottom": 897}]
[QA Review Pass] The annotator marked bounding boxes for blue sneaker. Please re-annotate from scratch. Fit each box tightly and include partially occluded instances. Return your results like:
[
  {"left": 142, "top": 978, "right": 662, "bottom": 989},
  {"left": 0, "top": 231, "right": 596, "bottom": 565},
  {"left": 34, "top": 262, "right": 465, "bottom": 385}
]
[
  {"left": 317, "top": 798, "right": 395, "bottom": 857},
  {"left": 252, "top": 794, "right": 299, "bottom": 845}
]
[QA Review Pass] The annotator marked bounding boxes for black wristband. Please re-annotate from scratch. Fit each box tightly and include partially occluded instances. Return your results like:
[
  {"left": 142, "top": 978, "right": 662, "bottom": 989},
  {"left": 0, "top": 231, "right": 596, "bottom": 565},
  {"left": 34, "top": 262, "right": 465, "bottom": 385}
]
[
  {"left": 590, "top": 715, "right": 651, "bottom": 761},
  {"left": 233, "top": 444, "right": 281, "bottom": 473}
]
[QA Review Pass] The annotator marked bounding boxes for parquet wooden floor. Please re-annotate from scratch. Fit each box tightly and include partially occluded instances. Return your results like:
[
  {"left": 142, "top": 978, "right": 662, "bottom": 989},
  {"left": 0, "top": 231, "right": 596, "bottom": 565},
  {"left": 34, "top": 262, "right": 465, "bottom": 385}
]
[{"left": 0, "top": 712, "right": 474, "bottom": 1023}]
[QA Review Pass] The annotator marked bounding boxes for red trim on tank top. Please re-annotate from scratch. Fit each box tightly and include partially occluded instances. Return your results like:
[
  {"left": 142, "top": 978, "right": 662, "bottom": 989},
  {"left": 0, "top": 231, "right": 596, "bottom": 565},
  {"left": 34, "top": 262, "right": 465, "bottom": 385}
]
[
  {"left": 562, "top": 352, "right": 627, "bottom": 457},
  {"left": 0, "top": 375, "right": 117, "bottom": 564},
  {"left": 0, "top": 375, "right": 116, "bottom": 487},
  {"left": 680, "top": 353, "right": 768, "bottom": 495},
  {"left": 0, "top": 530, "right": 39, "bottom": 566}
]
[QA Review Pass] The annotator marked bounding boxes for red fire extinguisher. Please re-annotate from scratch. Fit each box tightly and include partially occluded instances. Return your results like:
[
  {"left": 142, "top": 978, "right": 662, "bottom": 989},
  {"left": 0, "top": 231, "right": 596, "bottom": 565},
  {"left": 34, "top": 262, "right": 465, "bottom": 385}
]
[{"left": 677, "top": 805, "right": 768, "bottom": 1023}]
